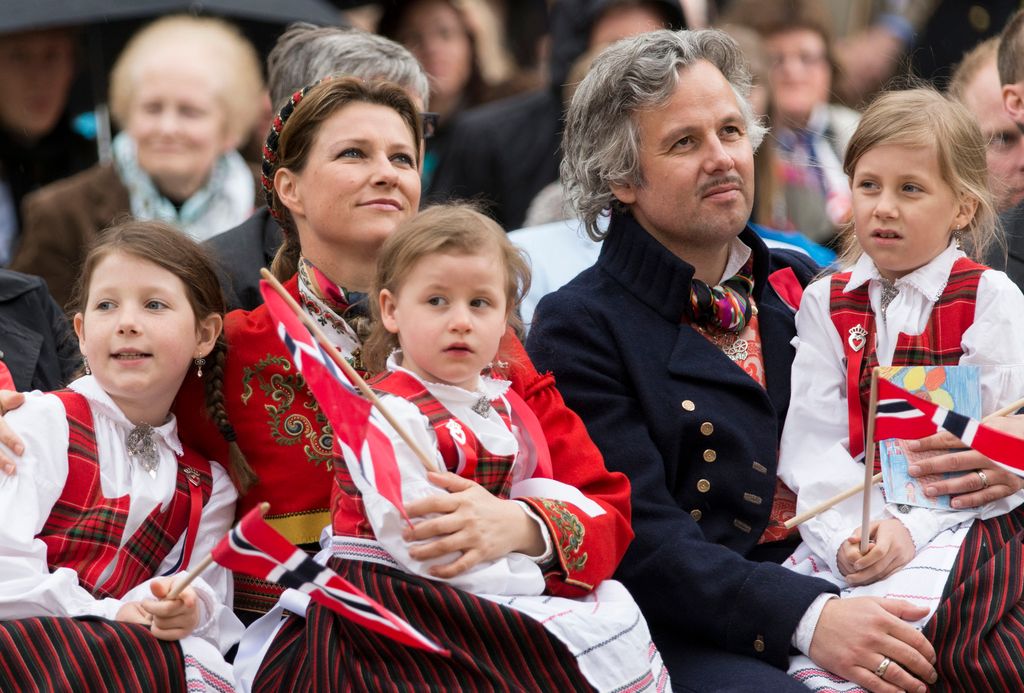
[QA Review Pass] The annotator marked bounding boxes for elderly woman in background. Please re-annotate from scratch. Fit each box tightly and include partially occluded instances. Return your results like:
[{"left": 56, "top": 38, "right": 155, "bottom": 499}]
[
  {"left": 12, "top": 15, "right": 264, "bottom": 306},
  {"left": 725, "top": 0, "right": 860, "bottom": 247}
]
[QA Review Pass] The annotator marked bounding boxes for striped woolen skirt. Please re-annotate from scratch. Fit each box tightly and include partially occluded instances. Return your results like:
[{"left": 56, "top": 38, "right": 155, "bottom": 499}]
[
  {"left": 253, "top": 556, "right": 595, "bottom": 692},
  {"left": 923, "top": 510, "right": 1024, "bottom": 692},
  {"left": 0, "top": 616, "right": 185, "bottom": 691}
]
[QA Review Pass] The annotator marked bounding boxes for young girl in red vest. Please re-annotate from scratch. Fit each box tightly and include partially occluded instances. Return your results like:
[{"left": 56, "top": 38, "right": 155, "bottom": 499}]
[
  {"left": 0, "top": 220, "right": 244, "bottom": 691},
  {"left": 237, "top": 204, "right": 667, "bottom": 692},
  {"left": 779, "top": 89, "right": 1024, "bottom": 689}
]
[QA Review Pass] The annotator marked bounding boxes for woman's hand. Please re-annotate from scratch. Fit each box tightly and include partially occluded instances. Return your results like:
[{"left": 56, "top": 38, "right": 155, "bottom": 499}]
[
  {"left": 140, "top": 576, "right": 201, "bottom": 641},
  {"left": 905, "top": 417, "right": 1024, "bottom": 508},
  {"left": 0, "top": 390, "right": 26, "bottom": 475},
  {"left": 809, "top": 596, "right": 936, "bottom": 693},
  {"left": 402, "top": 470, "right": 546, "bottom": 579},
  {"left": 837, "top": 519, "right": 915, "bottom": 586}
]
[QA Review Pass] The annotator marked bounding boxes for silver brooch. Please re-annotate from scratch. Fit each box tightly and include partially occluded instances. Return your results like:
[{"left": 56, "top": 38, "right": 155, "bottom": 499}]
[
  {"left": 126, "top": 424, "right": 159, "bottom": 479},
  {"left": 471, "top": 396, "right": 492, "bottom": 417},
  {"left": 879, "top": 278, "right": 899, "bottom": 322},
  {"left": 723, "top": 337, "right": 749, "bottom": 362},
  {"left": 848, "top": 324, "right": 868, "bottom": 352}
]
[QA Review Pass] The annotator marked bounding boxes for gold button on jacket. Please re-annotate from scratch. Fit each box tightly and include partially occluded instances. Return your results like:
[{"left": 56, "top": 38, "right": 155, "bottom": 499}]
[
  {"left": 702, "top": 449, "right": 716, "bottom": 462},
  {"left": 697, "top": 479, "right": 711, "bottom": 493}
]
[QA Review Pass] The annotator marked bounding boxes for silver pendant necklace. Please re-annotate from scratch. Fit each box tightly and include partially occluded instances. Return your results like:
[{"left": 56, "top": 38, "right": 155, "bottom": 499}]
[
  {"left": 879, "top": 278, "right": 899, "bottom": 322},
  {"left": 471, "top": 396, "right": 492, "bottom": 417},
  {"left": 126, "top": 424, "right": 159, "bottom": 479}
]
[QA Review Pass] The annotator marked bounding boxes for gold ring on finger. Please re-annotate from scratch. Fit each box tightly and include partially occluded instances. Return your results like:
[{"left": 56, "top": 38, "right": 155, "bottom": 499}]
[
  {"left": 977, "top": 470, "right": 990, "bottom": 489},
  {"left": 874, "top": 656, "right": 892, "bottom": 678}
]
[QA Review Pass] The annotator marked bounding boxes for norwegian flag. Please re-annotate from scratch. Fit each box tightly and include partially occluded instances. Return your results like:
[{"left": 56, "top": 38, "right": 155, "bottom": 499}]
[
  {"left": 875, "top": 377, "right": 1024, "bottom": 476},
  {"left": 211, "top": 506, "right": 449, "bottom": 655},
  {"left": 259, "top": 281, "right": 408, "bottom": 519}
]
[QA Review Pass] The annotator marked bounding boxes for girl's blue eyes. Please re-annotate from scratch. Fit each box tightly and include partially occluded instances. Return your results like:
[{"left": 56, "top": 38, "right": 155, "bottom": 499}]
[
  {"left": 857, "top": 181, "right": 923, "bottom": 194},
  {"left": 426, "top": 297, "right": 492, "bottom": 307},
  {"left": 93, "top": 300, "right": 167, "bottom": 310}
]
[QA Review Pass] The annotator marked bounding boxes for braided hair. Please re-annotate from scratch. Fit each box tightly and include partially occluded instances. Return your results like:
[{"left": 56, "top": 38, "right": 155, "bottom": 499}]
[{"left": 70, "top": 219, "right": 258, "bottom": 491}]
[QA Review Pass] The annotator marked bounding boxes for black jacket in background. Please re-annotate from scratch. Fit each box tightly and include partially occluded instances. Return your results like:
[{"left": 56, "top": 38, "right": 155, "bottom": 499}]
[
  {"left": 0, "top": 113, "right": 96, "bottom": 231},
  {"left": 204, "top": 207, "right": 284, "bottom": 312},
  {"left": 0, "top": 270, "right": 80, "bottom": 391},
  {"left": 429, "top": 0, "right": 684, "bottom": 231}
]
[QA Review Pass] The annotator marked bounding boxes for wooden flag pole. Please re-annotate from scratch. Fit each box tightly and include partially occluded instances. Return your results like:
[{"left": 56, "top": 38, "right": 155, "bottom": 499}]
[
  {"left": 859, "top": 368, "right": 881, "bottom": 554},
  {"left": 785, "top": 390, "right": 1024, "bottom": 531},
  {"left": 259, "top": 268, "right": 436, "bottom": 473},
  {"left": 166, "top": 502, "right": 270, "bottom": 600}
]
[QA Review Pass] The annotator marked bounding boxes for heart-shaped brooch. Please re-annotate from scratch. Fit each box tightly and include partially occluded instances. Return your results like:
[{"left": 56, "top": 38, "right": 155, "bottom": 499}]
[{"left": 847, "top": 324, "right": 868, "bottom": 352}]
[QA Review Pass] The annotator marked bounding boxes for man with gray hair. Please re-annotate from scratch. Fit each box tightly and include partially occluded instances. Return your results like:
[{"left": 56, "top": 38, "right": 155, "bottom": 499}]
[
  {"left": 528, "top": 29, "right": 938, "bottom": 690},
  {"left": 205, "top": 23, "right": 431, "bottom": 310}
]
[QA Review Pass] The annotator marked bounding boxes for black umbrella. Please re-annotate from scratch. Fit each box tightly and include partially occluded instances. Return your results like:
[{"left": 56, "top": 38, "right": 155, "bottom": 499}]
[
  {"left": 0, "top": 0, "right": 342, "bottom": 34},
  {"left": 2, "top": 0, "right": 346, "bottom": 160}
]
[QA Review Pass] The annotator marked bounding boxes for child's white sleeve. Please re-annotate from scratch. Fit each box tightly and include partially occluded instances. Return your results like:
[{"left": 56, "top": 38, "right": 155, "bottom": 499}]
[
  {"left": 963, "top": 269, "right": 1024, "bottom": 415},
  {"left": 0, "top": 394, "right": 129, "bottom": 621},
  {"left": 779, "top": 278, "right": 888, "bottom": 575}
]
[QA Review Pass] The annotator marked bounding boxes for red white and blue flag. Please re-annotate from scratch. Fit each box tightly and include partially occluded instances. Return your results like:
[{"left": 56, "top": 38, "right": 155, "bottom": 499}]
[
  {"left": 211, "top": 506, "right": 449, "bottom": 655},
  {"left": 259, "top": 281, "right": 409, "bottom": 519},
  {"left": 875, "top": 377, "right": 1024, "bottom": 476}
]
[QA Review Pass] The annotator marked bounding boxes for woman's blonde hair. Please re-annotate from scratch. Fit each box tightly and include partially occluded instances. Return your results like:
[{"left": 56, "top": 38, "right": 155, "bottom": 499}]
[
  {"left": 109, "top": 15, "right": 264, "bottom": 146},
  {"left": 837, "top": 87, "right": 1000, "bottom": 268},
  {"left": 363, "top": 203, "right": 531, "bottom": 374}
]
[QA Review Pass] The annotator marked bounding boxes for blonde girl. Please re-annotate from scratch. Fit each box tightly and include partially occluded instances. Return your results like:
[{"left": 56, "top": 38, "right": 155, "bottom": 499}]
[
  {"left": 779, "top": 89, "right": 1024, "bottom": 690},
  {"left": 0, "top": 220, "right": 244, "bottom": 691},
  {"left": 240, "top": 204, "right": 668, "bottom": 693}
]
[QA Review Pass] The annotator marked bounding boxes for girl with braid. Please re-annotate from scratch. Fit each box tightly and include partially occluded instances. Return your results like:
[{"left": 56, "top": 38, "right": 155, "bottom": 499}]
[{"left": 0, "top": 220, "right": 244, "bottom": 691}]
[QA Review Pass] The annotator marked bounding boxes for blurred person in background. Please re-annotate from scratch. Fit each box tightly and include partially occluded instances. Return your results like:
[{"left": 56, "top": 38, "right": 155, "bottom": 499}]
[
  {"left": 819, "top": 2, "right": 1015, "bottom": 106},
  {"left": 11, "top": 15, "right": 264, "bottom": 307},
  {"left": 993, "top": 9, "right": 1024, "bottom": 290},
  {"left": 0, "top": 27, "right": 95, "bottom": 267},
  {"left": 726, "top": 0, "right": 860, "bottom": 247},
  {"left": 429, "top": 0, "right": 684, "bottom": 230},
  {"left": 949, "top": 37, "right": 1024, "bottom": 217},
  {"left": 377, "top": 0, "right": 518, "bottom": 193}
]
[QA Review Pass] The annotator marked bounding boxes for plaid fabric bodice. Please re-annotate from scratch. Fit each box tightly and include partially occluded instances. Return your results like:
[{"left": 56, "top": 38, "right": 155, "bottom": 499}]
[
  {"left": 37, "top": 391, "right": 213, "bottom": 599},
  {"left": 372, "top": 370, "right": 516, "bottom": 498},
  {"left": 829, "top": 257, "right": 984, "bottom": 461}
]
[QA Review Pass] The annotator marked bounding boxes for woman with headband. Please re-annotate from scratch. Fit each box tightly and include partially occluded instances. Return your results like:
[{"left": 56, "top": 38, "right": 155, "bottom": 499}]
[{"left": 166, "top": 76, "right": 638, "bottom": 689}]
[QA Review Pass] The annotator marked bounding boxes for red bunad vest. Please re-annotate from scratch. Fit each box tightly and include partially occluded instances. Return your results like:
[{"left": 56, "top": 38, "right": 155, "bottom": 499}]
[
  {"left": 36, "top": 391, "right": 213, "bottom": 600},
  {"left": 331, "top": 371, "right": 517, "bottom": 538},
  {"left": 829, "top": 257, "right": 985, "bottom": 465}
]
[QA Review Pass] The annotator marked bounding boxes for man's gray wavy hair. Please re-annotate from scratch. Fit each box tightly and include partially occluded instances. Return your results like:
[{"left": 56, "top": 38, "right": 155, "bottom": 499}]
[{"left": 561, "top": 29, "right": 767, "bottom": 240}]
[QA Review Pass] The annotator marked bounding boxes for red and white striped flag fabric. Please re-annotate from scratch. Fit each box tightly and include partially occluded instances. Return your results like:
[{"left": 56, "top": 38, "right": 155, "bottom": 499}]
[
  {"left": 259, "top": 280, "right": 408, "bottom": 520},
  {"left": 875, "top": 377, "right": 1024, "bottom": 476},
  {"left": 211, "top": 506, "right": 449, "bottom": 655}
]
